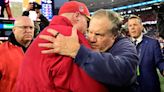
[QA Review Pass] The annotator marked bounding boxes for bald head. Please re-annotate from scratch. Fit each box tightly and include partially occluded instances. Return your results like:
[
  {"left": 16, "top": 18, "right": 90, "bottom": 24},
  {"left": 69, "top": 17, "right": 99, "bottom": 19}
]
[{"left": 14, "top": 16, "right": 34, "bottom": 27}]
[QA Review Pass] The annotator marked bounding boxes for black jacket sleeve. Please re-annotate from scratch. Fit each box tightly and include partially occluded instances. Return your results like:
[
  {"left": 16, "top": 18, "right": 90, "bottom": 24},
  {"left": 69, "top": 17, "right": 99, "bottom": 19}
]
[
  {"left": 39, "top": 14, "right": 49, "bottom": 31},
  {"left": 74, "top": 37, "right": 138, "bottom": 87}
]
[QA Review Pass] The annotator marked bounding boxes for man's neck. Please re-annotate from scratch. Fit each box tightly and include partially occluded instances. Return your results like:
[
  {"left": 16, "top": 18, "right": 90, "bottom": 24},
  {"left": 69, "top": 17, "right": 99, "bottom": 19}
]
[{"left": 131, "top": 33, "right": 143, "bottom": 44}]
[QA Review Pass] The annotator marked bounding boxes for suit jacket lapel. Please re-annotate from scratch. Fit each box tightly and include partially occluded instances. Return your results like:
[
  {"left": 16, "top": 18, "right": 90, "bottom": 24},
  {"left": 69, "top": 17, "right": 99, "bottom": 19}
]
[{"left": 139, "top": 36, "right": 148, "bottom": 63}]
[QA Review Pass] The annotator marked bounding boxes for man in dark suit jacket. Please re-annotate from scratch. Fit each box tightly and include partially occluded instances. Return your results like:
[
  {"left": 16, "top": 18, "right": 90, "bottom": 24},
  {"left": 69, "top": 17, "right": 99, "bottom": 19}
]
[{"left": 127, "top": 15, "right": 164, "bottom": 92}]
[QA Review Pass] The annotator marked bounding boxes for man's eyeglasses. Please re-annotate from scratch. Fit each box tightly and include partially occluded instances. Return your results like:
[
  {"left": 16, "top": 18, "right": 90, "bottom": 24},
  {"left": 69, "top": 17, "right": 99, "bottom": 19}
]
[{"left": 15, "top": 26, "right": 34, "bottom": 30}]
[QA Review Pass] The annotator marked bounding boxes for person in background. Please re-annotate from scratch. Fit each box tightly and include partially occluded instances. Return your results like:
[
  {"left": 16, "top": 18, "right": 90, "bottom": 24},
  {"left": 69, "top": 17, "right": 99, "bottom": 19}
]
[
  {"left": 0, "top": 16, "right": 34, "bottom": 92},
  {"left": 22, "top": 2, "right": 49, "bottom": 31},
  {"left": 127, "top": 15, "right": 164, "bottom": 92},
  {"left": 16, "top": 1, "right": 108, "bottom": 92},
  {"left": 33, "top": 21, "right": 40, "bottom": 37},
  {"left": 157, "top": 11, "right": 164, "bottom": 39},
  {"left": 0, "top": 0, "right": 13, "bottom": 18},
  {"left": 39, "top": 9, "right": 139, "bottom": 92},
  {"left": 153, "top": 2, "right": 164, "bottom": 39}
]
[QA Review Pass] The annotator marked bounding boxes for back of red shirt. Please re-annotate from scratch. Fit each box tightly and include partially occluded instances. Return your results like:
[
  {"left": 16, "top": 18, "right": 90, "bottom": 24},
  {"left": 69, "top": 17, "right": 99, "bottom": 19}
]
[{"left": 16, "top": 16, "right": 108, "bottom": 92}]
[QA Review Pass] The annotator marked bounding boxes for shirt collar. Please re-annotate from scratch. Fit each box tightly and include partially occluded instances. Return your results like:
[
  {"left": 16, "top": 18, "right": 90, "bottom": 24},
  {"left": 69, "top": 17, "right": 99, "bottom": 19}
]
[
  {"left": 8, "top": 33, "right": 27, "bottom": 52},
  {"left": 131, "top": 33, "right": 143, "bottom": 45}
]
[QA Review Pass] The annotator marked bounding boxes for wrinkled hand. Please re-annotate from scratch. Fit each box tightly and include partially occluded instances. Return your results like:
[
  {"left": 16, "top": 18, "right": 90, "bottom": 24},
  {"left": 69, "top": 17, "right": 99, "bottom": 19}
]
[{"left": 38, "top": 27, "right": 80, "bottom": 58}]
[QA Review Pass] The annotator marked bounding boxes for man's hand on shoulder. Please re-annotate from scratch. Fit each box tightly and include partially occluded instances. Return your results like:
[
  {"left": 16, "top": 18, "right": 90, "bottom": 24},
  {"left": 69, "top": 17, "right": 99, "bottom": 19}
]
[{"left": 38, "top": 27, "right": 80, "bottom": 58}]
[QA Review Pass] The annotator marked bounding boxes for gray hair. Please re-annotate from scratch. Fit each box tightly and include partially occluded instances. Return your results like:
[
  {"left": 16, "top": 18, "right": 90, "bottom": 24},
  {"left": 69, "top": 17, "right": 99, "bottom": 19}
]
[{"left": 92, "top": 9, "right": 123, "bottom": 36}]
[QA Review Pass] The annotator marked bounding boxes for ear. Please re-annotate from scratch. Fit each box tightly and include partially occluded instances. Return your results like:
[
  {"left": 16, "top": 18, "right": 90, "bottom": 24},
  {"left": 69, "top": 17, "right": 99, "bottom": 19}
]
[
  {"left": 72, "top": 12, "right": 80, "bottom": 23},
  {"left": 140, "top": 24, "right": 144, "bottom": 32},
  {"left": 112, "top": 34, "right": 117, "bottom": 40},
  {"left": 12, "top": 27, "right": 16, "bottom": 33}
]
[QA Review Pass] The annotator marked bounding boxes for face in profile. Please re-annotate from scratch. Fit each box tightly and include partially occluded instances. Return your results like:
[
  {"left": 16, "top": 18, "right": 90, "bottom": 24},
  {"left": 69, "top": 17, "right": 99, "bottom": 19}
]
[
  {"left": 72, "top": 12, "right": 89, "bottom": 34},
  {"left": 128, "top": 18, "right": 143, "bottom": 38},
  {"left": 13, "top": 17, "right": 34, "bottom": 44},
  {"left": 87, "top": 17, "right": 116, "bottom": 52}
]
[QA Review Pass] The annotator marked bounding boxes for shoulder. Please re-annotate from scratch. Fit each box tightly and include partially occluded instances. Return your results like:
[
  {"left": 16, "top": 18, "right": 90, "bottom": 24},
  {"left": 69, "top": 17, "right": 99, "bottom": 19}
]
[
  {"left": 143, "top": 35, "right": 159, "bottom": 43},
  {"left": 0, "top": 41, "right": 8, "bottom": 48},
  {"left": 115, "top": 37, "right": 133, "bottom": 47},
  {"left": 45, "top": 25, "right": 72, "bottom": 36},
  {"left": 0, "top": 41, "right": 13, "bottom": 56},
  {"left": 0, "top": 41, "right": 13, "bottom": 49},
  {"left": 112, "top": 37, "right": 136, "bottom": 52}
]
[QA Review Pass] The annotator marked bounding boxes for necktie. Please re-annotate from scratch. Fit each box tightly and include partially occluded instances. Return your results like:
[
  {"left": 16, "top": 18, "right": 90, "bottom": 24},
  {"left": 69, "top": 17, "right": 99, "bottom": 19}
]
[{"left": 133, "top": 40, "right": 137, "bottom": 46}]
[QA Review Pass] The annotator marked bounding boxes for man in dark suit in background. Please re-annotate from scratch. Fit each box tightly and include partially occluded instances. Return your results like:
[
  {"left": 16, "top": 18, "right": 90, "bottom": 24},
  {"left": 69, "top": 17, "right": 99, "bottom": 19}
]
[{"left": 127, "top": 15, "right": 164, "bottom": 92}]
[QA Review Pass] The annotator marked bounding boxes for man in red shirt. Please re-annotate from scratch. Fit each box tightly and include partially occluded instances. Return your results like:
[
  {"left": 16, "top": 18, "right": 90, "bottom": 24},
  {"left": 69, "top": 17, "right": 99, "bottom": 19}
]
[
  {"left": 16, "top": 1, "right": 108, "bottom": 92},
  {"left": 0, "top": 16, "right": 34, "bottom": 92}
]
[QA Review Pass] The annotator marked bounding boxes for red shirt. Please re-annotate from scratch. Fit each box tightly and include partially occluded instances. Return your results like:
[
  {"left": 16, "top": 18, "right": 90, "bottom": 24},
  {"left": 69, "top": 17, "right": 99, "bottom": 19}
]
[
  {"left": 0, "top": 42, "right": 24, "bottom": 92},
  {"left": 16, "top": 16, "right": 108, "bottom": 92}
]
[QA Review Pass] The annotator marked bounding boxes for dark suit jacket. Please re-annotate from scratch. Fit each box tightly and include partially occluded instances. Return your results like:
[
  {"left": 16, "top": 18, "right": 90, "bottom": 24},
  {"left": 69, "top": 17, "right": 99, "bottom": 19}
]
[
  {"left": 75, "top": 36, "right": 139, "bottom": 92},
  {"left": 137, "top": 35, "right": 164, "bottom": 92}
]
